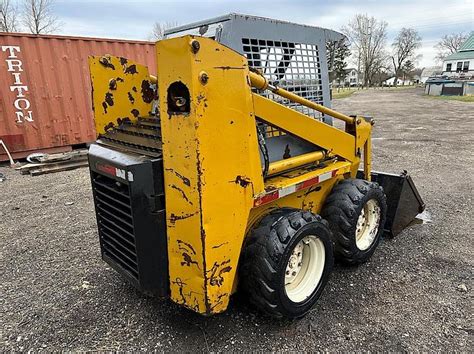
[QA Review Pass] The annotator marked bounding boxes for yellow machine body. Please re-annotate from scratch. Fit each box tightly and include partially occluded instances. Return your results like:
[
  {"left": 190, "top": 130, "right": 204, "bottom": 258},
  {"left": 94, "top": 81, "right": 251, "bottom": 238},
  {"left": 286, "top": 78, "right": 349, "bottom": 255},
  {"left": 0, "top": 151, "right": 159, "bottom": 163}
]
[
  {"left": 89, "top": 36, "right": 376, "bottom": 315},
  {"left": 89, "top": 55, "right": 155, "bottom": 135}
]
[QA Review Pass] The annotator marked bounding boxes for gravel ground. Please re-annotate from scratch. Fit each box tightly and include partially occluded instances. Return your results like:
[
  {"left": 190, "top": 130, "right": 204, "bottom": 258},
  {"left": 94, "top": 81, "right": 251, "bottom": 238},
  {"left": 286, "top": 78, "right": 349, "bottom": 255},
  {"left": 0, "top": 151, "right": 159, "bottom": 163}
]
[{"left": 1, "top": 88, "right": 473, "bottom": 351}]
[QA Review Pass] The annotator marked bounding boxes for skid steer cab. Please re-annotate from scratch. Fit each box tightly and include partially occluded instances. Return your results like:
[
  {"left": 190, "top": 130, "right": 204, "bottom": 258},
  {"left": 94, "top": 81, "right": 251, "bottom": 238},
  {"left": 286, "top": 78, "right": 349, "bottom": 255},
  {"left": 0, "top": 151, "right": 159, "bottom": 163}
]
[{"left": 87, "top": 14, "right": 424, "bottom": 318}]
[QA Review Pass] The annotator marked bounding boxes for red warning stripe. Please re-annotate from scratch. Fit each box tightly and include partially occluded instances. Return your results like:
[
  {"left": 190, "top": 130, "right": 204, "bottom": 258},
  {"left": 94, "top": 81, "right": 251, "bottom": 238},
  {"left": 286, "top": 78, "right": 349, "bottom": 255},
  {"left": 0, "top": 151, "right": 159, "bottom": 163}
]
[{"left": 254, "top": 168, "right": 338, "bottom": 207}]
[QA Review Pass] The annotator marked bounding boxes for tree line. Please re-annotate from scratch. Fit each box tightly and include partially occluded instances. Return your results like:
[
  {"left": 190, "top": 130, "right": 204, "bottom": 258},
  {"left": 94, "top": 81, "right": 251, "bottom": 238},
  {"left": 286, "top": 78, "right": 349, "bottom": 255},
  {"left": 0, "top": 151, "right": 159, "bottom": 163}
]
[
  {"left": 1, "top": 2, "right": 469, "bottom": 88},
  {"left": 1, "top": 0, "right": 60, "bottom": 34},
  {"left": 331, "top": 14, "right": 469, "bottom": 87}
]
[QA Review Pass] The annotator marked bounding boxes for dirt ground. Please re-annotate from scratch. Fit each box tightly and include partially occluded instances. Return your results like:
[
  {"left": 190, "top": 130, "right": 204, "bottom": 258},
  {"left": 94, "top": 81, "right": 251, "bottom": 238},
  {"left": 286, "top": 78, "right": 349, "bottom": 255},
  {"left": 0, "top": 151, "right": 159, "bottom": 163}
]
[{"left": 1, "top": 88, "right": 473, "bottom": 351}]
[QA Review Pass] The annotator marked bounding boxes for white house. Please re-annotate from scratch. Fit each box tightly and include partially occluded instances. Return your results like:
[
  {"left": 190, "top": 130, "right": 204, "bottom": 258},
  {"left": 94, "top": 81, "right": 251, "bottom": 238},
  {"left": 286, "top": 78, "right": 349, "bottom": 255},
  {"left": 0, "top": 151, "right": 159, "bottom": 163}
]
[
  {"left": 332, "top": 68, "right": 361, "bottom": 87},
  {"left": 344, "top": 68, "right": 361, "bottom": 86},
  {"left": 442, "top": 32, "right": 474, "bottom": 78},
  {"left": 383, "top": 77, "right": 413, "bottom": 86}
]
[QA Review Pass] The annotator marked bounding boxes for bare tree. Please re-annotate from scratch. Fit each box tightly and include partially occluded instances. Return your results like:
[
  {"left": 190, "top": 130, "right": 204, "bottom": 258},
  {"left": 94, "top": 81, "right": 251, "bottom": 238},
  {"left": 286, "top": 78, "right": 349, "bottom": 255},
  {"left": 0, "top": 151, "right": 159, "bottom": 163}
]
[
  {"left": 391, "top": 28, "right": 421, "bottom": 86},
  {"left": 22, "top": 0, "right": 61, "bottom": 34},
  {"left": 149, "top": 21, "right": 178, "bottom": 41},
  {"left": 435, "top": 32, "right": 469, "bottom": 62},
  {"left": 342, "top": 14, "right": 388, "bottom": 87},
  {"left": 1, "top": 0, "right": 19, "bottom": 32}
]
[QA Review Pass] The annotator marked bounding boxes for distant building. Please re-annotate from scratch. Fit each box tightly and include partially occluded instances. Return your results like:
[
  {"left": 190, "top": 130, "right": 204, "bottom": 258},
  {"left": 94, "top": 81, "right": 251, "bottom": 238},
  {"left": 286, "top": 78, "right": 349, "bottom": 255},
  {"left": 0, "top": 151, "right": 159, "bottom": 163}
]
[
  {"left": 344, "top": 68, "right": 361, "bottom": 86},
  {"left": 332, "top": 68, "right": 361, "bottom": 87},
  {"left": 383, "top": 77, "right": 413, "bottom": 86},
  {"left": 442, "top": 32, "right": 474, "bottom": 79},
  {"left": 420, "top": 66, "right": 442, "bottom": 83}
]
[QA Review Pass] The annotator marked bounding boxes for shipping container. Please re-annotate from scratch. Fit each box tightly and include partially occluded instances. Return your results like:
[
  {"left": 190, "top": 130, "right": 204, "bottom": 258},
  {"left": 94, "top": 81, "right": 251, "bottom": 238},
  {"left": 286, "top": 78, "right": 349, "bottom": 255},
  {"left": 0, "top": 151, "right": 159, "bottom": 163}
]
[{"left": 0, "top": 33, "right": 157, "bottom": 161}]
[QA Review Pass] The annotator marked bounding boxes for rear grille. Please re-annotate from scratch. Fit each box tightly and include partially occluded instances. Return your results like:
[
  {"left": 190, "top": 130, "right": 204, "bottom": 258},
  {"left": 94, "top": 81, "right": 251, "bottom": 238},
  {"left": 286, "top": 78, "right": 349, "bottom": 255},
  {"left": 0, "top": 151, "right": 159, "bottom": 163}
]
[{"left": 92, "top": 173, "right": 138, "bottom": 279}]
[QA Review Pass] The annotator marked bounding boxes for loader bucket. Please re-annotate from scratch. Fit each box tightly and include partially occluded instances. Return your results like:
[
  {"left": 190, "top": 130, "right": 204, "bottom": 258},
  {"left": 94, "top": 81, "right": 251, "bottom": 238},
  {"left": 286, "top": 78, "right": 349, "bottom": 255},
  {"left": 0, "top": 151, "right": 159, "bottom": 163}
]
[{"left": 358, "top": 171, "right": 425, "bottom": 237}]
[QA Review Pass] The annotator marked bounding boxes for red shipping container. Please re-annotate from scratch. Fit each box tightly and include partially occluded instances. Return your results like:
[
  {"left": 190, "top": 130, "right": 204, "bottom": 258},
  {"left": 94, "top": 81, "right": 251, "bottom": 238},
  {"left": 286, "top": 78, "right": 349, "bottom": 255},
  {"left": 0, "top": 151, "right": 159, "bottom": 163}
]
[{"left": 0, "top": 33, "right": 157, "bottom": 161}]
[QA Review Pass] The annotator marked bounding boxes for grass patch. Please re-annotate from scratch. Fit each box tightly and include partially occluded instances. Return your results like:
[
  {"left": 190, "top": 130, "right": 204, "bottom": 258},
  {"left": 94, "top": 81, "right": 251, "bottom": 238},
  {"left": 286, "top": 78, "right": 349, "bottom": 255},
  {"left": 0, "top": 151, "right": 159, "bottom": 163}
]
[
  {"left": 425, "top": 94, "right": 474, "bottom": 103},
  {"left": 332, "top": 89, "right": 357, "bottom": 99},
  {"left": 332, "top": 86, "right": 418, "bottom": 99}
]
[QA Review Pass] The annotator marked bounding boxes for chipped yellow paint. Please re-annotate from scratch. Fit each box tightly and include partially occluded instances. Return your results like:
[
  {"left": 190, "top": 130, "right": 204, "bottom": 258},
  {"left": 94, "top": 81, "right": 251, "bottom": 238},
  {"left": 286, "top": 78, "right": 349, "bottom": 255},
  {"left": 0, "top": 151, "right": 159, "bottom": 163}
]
[
  {"left": 157, "top": 36, "right": 264, "bottom": 314},
  {"left": 94, "top": 35, "right": 376, "bottom": 315},
  {"left": 89, "top": 55, "right": 155, "bottom": 136},
  {"left": 156, "top": 36, "right": 373, "bottom": 314}
]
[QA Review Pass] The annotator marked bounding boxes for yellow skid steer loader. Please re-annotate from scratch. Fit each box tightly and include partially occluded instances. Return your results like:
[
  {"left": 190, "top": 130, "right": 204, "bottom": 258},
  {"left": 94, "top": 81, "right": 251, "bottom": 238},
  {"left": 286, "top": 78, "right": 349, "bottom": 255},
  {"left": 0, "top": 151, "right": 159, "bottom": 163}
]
[{"left": 87, "top": 14, "right": 424, "bottom": 318}]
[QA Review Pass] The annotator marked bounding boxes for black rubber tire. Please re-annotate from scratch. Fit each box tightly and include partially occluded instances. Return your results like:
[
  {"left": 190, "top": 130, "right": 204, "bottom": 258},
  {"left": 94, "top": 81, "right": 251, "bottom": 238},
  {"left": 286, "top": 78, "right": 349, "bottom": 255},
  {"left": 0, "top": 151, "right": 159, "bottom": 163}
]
[
  {"left": 239, "top": 208, "right": 334, "bottom": 318},
  {"left": 321, "top": 178, "right": 387, "bottom": 265}
]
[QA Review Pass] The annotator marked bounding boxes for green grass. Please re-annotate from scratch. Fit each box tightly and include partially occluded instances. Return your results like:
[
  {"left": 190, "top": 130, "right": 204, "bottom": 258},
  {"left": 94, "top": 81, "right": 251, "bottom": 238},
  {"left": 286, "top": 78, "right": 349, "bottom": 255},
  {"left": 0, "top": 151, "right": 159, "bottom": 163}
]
[
  {"left": 425, "top": 94, "right": 474, "bottom": 103},
  {"left": 332, "top": 89, "right": 357, "bottom": 99},
  {"left": 332, "top": 85, "right": 418, "bottom": 99}
]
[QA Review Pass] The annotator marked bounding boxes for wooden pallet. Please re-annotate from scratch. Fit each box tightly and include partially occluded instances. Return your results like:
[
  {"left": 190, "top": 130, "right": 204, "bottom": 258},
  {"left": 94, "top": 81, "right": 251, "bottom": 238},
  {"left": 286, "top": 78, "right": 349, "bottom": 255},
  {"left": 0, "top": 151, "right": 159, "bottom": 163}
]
[{"left": 16, "top": 150, "right": 89, "bottom": 176}]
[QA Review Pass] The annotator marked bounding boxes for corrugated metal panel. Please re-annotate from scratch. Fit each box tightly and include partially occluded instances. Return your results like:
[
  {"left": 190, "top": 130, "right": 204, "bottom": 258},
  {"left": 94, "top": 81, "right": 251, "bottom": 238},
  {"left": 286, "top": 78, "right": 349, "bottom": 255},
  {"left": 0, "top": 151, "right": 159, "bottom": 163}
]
[
  {"left": 0, "top": 33, "right": 157, "bottom": 161},
  {"left": 458, "top": 32, "right": 474, "bottom": 52}
]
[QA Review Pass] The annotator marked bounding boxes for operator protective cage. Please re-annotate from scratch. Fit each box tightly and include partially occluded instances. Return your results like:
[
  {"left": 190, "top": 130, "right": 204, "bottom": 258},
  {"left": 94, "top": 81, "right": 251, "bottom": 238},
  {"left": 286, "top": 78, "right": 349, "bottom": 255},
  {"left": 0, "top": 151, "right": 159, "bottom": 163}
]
[{"left": 165, "top": 13, "right": 345, "bottom": 125}]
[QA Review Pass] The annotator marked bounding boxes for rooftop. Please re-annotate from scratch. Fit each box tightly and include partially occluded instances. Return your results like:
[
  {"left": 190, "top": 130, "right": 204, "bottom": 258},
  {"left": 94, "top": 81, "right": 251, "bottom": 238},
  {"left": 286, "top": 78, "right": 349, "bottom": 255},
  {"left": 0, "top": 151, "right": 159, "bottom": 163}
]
[
  {"left": 458, "top": 32, "right": 474, "bottom": 52},
  {"left": 444, "top": 51, "right": 474, "bottom": 61},
  {"left": 444, "top": 32, "right": 474, "bottom": 61}
]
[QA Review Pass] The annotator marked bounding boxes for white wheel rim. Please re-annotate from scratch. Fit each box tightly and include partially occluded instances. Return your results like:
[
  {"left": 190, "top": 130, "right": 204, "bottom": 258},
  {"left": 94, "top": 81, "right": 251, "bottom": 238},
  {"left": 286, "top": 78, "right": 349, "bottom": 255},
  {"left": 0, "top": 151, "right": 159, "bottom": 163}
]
[
  {"left": 284, "top": 235, "right": 325, "bottom": 303},
  {"left": 355, "top": 199, "right": 381, "bottom": 251}
]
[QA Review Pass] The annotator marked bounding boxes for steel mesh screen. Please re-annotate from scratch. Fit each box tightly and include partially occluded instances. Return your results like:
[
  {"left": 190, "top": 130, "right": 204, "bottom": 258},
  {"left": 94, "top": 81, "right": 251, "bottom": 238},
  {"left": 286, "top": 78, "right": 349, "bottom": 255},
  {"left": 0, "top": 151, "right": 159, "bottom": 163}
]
[{"left": 242, "top": 38, "right": 324, "bottom": 120}]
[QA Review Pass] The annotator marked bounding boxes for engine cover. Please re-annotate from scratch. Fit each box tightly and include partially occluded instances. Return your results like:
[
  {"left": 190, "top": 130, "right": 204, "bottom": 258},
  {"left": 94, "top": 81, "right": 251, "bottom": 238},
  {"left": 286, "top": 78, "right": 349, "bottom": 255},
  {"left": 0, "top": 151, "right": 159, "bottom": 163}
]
[{"left": 88, "top": 143, "right": 168, "bottom": 297}]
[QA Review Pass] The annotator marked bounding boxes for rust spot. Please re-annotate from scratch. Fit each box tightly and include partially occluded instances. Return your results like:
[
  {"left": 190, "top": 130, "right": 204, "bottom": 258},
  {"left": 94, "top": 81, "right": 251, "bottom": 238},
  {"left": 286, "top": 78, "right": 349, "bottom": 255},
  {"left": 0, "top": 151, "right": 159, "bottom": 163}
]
[
  {"left": 132, "top": 86, "right": 137, "bottom": 92},
  {"left": 131, "top": 109, "right": 139, "bottom": 118},
  {"left": 171, "top": 184, "right": 192, "bottom": 204},
  {"left": 177, "top": 239, "right": 196, "bottom": 255},
  {"left": 196, "top": 93, "right": 205, "bottom": 104},
  {"left": 213, "top": 66, "right": 244, "bottom": 70},
  {"left": 104, "top": 92, "right": 114, "bottom": 107},
  {"left": 127, "top": 92, "right": 135, "bottom": 104},
  {"left": 207, "top": 260, "right": 232, "bottom": 287},
  {"left": 169, "top": 212, "right": 197, "bottom": 224},
  {"left": 124, "top": 64, "right": 138, "bottom": 74},
  {"left": 171, "top": 278, "right": 188, "bottom": 305},
  {"left": 165, "top": 168, "right": 191, "bottom": 186},
  {"left": 99, "top": 56, "right": 115, "bottom": 70},
  {"left": 181, "top": 252, "right": 198, "bottom": 267},
  {"left": 119, "top": 57, "right": 128, "bottom": 66},
  {"left": 109, "top": 78, "right": 117, "bottom": 90},
  {"left": 209, "top": 293, "right": 227, "bottom": 313},
  {"left": 116, "top": 117, "right": 130, "bottom": 126},
  {"left": 102, "top": 101, "right": 108, "bottom": 114},
  {"left": 104, "top": 122, "right": 114, "bottom": 131},
  {"left": 176, "top": 172, "right": 191, "bottom": 186},
  {"left": 235, "top": 175, "right": 251, "bottom": 188},
  {"left": 212, "top": 242, "right": 229, "bottom": 249},
  {"left": 116, "top": 77, "right": 124, "bottom": 82},
  {"left": 141, "top": 80, "right": 155, "bottom": 104}
]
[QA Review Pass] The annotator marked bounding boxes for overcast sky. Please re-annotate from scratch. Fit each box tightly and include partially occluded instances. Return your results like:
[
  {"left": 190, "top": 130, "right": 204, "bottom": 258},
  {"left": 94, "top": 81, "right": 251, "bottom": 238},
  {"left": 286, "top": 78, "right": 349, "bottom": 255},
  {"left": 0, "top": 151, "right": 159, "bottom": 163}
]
[{"left": 13, "top": 0, "right": 474, "bottom": 67}]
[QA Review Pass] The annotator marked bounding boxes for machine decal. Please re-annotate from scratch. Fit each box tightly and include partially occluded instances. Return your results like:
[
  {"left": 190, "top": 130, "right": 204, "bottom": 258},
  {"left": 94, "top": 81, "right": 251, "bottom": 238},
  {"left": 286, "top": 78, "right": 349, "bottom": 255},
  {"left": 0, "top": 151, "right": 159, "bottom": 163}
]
[{"left": 95, "top": 162, "right": 131, "bottom": 182}]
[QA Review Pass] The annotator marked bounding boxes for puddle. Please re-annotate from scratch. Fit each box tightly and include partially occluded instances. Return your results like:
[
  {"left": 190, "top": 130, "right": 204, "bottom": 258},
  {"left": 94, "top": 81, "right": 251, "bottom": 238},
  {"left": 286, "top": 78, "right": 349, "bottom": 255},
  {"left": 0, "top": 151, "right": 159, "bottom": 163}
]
[{"left": 408, "top": 209, "right": 432, "bottom": 226}]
